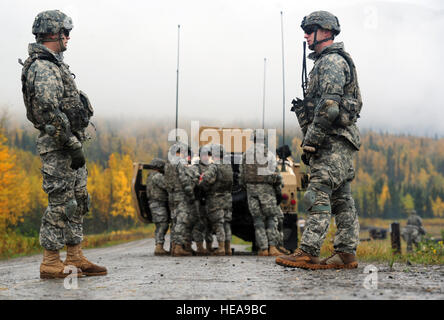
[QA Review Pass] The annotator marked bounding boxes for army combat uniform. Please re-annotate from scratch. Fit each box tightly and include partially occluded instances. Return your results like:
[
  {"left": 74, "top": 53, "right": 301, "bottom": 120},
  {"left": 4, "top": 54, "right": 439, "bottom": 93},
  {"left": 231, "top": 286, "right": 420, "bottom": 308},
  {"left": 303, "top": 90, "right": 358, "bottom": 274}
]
[
  {"left": 199, "top": 149, "right": 233, "bottom": 256},
  {"left": 164, "top": 151, "right": 195, "bottom": 256},
  {"left": 401, "top": 211, "right": 426, "bottom": 252},
  {"left": 22, "top": 10, "right": 106, "bottom": 278},
  {"left": 146, "top": 159, "right": 170, "bottom": 255},
  {"left": 240, "top": 137, "right": 282, "bottom": 256},
  {"left": 276, "top": 11, "right": 361, "bottom": 270}
]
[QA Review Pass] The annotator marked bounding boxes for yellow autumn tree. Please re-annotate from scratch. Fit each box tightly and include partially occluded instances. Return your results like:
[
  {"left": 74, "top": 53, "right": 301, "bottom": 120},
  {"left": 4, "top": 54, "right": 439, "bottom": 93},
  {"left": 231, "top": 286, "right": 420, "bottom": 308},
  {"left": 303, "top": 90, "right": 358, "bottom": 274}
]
[
  {"left": 377, "top": 183, "right": 390, "bottom": 213},
  {"left": 0, "top": 133, "right": 30, "bottom": 233},
  {"left": 431, "top": 196, "right": 444, "bottom": 217},
  {"left": 88, "top": 162, "right": 112, "bottom": 220},
  {"left": 108, "top": 153, "right": 136, "bottom": 220}
]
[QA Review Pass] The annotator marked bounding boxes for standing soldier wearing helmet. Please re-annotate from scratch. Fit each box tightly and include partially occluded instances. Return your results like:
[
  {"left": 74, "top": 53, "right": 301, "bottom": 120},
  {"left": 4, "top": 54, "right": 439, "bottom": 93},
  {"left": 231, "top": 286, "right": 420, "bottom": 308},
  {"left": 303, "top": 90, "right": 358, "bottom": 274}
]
[
  {"left": 401, "top": 209, "right": 426, "bottom": 252},
  {"left": 146, "top": 158, "right": 170, "bottom": 256},
  {"left": 164, "top": 142, "right": 195, "bottom": 256},
  {"left": 240, "top": 130, "right": 282, "bottom": 256},
  {"left": 199, "top": 144, "right": 233, "bottom": 256},
  {"left": 21, "top": 10, "right": 106, "bottom": 278},
  {"left": 276, "top": 11, "right": 362, "bottom": 270}
]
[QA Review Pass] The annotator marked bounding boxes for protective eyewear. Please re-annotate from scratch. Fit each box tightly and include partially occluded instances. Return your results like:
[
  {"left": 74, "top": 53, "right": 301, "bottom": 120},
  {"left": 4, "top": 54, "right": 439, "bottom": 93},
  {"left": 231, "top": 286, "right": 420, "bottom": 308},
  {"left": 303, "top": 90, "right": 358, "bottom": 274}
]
[
  {"left": 62, "top": 29, "right": 70, "bottom": 37},
  {"left": 303, "top": 25, "right": 318, "bottom": 35}
]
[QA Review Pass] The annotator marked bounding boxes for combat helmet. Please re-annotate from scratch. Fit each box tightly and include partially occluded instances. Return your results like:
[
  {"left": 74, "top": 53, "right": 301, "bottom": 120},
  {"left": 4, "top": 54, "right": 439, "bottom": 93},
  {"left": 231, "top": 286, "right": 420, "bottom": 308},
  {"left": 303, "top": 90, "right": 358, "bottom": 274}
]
[
  {"left": 148, "top": 158, "right": 166, "bottom": 172},
  {"left": 301, "top": 11, "right": 340, "bottom": 50},
  {"left": 32, "top": 10, "right": 73, "bottom": 49},
  {"left": 168, "top": 141, "right": 189, "bottom": 157}
]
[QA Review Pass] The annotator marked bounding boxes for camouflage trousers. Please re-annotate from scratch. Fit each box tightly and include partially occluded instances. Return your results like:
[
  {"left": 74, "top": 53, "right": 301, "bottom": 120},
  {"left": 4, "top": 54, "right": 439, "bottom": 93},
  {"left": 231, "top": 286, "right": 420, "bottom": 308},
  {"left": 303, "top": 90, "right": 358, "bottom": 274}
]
[
  {"left": 300, "top": 136, "right": 360, "bottom": 257},
  {"left": 246, "top": 184, "right": 279, "bottom": 250},
  {"left": 205, "top": 194, "right": 226, "bottom": 243},
  {"left": 149, "top": 200, "right": 170, "bottom": 245},
  {"left": 39, "top": 150, "right": 90, "bottom": 251},
  {"left": 171, "top": 194, "right": 197, "bottom": 245},
  {"left": 275, "top": 207, "right": 284, "bottom": 247},
  {"left": 191, "top": 200, "right": 206, "bottom": 243},
  {"left": 223, "top": 193, "right": 233, "bottom": 242}
]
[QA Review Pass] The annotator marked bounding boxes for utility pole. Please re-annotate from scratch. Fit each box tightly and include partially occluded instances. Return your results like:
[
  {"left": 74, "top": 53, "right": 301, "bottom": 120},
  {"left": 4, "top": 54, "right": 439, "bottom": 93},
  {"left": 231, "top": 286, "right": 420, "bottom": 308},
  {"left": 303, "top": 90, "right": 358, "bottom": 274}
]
[{"left": 175, "top": 25, "right": 181, "bottom": 141}]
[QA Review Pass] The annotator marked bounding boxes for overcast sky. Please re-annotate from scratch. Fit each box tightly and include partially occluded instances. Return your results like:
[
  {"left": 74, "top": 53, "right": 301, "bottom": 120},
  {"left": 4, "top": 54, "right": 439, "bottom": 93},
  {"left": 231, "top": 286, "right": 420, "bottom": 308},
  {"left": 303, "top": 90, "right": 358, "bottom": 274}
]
[{"left": 1, "top": 0, "right": 443, "bottom": 136}]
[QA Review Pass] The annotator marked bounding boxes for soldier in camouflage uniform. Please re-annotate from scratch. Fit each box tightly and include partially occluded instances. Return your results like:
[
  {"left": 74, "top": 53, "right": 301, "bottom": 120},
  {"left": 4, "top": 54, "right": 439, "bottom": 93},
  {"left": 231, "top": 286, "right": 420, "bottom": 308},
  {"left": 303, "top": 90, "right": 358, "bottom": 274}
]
[
  {"left": 185, "top": 149, "right": 207, "bottom": 255},
  {"left": 146, "top": 158, "right": 170, "bottom": 256},
  {"left": 199, "top": 144, "right": 233, "bottom": 256},
  {"left": 401, "top": 209, "right": 426, "bottom": 252},
  {"left": 21, "top": 10, "right": 106, "bottom": 278},
  {"left": 240, "top": 130, "right": 282, "bottom": 257},
  {"left": 276, "top": 11, "right": 362, "bottom": 270},
  {"left": 164, "top": 142, "right": 195, "bottom": 256}
]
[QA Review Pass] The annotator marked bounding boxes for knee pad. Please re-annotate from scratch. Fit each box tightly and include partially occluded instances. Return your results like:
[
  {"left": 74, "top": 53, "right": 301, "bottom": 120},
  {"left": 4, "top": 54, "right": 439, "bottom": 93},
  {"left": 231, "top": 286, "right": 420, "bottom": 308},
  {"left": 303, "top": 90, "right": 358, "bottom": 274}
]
[
  {"left": 65, "top": 198, "right": 78, "bottom": 221},
  {"left": 303, "top": 183, "right": 332, "bottom": 213},
  {"left": 75, "top": 190, "right": 91, "bottom": 216}
]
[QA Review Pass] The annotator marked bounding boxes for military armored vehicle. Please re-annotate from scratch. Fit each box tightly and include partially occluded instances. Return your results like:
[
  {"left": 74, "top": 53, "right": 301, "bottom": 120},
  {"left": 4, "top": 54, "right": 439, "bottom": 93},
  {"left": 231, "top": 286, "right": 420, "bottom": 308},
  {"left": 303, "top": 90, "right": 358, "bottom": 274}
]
[{"left": 131, "top": 126, "right": 308, "bottom": 253}]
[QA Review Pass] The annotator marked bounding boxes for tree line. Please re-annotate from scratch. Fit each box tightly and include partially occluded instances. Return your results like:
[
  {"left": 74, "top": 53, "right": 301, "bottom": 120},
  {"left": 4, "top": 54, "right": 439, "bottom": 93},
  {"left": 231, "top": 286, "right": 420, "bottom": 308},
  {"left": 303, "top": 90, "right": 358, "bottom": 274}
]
[{"left": 1, "top": 115, "right": 443, "bottom": 239}]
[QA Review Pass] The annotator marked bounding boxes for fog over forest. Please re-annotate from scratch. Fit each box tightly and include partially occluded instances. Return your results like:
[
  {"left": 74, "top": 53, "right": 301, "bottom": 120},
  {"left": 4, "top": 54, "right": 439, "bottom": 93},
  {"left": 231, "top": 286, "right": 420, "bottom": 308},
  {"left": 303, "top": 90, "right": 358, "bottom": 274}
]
[{"left": 1, "top": 0, "right": 443, "bottom": 137}]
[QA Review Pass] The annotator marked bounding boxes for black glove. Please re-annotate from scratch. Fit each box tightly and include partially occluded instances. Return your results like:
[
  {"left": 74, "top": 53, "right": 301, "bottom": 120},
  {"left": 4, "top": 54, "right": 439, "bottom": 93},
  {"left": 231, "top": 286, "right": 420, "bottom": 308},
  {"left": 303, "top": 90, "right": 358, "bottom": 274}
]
[
  {"left": 69, "top": 147, "right": 86, "bottom": 170},
  {"left": 275, "top": 188, "right": 283, "bottom": 205},
  {"left": 301, "top": 152, "right": 311, "bottom": 166}
]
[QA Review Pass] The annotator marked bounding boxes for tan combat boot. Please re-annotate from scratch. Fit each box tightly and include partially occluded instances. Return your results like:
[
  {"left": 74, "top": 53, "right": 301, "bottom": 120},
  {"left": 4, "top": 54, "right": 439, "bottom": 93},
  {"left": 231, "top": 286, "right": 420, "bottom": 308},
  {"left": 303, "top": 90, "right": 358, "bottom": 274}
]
[
  {"left": 214, "top": 241, "right": 225, "bottom": 256},
  {"left": 224, "top": 241, "right": 232, "bottom": 256},
  {"left": 40, "top": 249, "right": 82, "bottom": 279},
  {"left": 278, "top": 246, "right": 291, "bottom": 255},
  {"left": 172, "top": 244, "right": 192, "bottom": 257},
  {"left": 257, "top": 249, "right": 269, "bottom": 256},
  {"left": 65, "top": 244, "right": 107, "bottom": 276},
  {"left": 206, "top": 241, "right": 213, "bottom": 254},
  {"left": 275, "top": 248, "right": 327, "bottom": 270},
  {"left": 195, "top": 242, "right": 207, "bottom": 256},
  {"left": 320, "top": 251, "right": 358, "bottom": 269},
  {"left": 268, "top": 245, "right": 282, "bottom": 257},
  {"left": 154, "top": 243, "right": 169, "bottom": 256}
]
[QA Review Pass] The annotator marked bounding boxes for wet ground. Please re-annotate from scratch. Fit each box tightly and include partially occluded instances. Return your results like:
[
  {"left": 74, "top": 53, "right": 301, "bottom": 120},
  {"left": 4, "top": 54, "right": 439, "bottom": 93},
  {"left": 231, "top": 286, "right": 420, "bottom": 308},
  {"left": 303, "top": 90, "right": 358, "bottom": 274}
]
[{"left": 0, "top": 237, "right": 443, "bottom": 300}]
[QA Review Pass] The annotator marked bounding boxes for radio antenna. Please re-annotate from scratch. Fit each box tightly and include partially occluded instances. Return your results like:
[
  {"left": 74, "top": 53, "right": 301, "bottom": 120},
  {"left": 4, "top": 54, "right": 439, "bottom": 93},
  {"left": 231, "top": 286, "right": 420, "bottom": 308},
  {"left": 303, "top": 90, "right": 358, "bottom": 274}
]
[
  {"left": 175, "top": 25, "right": 181, "bottom": 142},
  {"left": 280, "top": 11, "right": 286, "bottom": 147}
]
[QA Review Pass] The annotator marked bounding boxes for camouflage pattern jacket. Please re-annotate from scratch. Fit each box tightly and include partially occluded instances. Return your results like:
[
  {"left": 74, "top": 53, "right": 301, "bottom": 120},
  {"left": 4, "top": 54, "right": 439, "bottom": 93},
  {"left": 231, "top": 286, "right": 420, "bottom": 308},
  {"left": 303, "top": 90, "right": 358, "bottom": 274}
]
[
  {"left": 146, "top": 171, "right": 168, "bottom": 203},
  {"left": 164, "top": 156, "right": 195, "bottom": 202},
  {"left": 199, "top": 162, "right": 233, "bottom": 196},
  {"left": 303, "top": 42, "right": 362, "bottom": 151},
  {"left": 21, "top": 43, "right": 92, "bottom": 154},
  {"left": 407, "top": 215, "right": 426, "bottom": 235}
]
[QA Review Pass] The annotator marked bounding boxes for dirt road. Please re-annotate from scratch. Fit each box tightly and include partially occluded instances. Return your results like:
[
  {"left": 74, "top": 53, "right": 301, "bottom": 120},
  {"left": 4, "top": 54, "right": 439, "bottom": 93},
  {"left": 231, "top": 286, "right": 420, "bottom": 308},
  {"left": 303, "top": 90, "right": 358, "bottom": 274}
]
[{"left": 0, "top": 237, "right": 443, "bottom": 300}]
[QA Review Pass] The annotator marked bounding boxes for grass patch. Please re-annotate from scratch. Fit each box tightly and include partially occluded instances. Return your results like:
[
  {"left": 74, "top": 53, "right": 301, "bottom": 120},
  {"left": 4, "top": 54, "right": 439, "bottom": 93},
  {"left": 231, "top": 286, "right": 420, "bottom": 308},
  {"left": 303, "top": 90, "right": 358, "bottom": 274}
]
[
  {"left": 318, "top": 218, "right": 444, "bottom": 265},
  {"left": 0, "top": 225, "right": 155, "bottom": 260}
]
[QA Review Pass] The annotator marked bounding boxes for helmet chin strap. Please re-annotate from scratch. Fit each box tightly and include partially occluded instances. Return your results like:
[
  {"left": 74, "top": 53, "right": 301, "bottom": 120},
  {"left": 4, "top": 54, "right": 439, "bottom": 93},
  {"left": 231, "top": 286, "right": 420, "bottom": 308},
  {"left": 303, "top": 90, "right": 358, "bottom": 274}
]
[
  {"left": 308, "top": 28, "right": 334, "bottom": 51},
  {"left": 39, "top": 30, "right": 66, "bottom": 52}
]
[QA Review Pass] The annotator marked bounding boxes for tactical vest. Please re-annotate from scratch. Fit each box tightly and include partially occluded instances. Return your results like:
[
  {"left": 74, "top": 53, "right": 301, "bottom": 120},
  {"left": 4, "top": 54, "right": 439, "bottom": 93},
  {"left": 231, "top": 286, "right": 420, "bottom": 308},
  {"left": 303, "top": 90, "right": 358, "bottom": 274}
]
[
  {"left": 21, "top": 52, "right": 93, "bottom": 134},
  {"left": 163, "top": 161, "right": 185, "bottom": 194},
  {"left": 208, "top": 164, "right": 233, "bottom": 194},
  {"left": 146, "top": 172, "right": 168, "bottom": 202},
  {"left": 242, "top": 146, "right": 273, "bottom": 184},
  {"left": 304, "top": 48, "right": 362, "bottom": 129},
  {"left": 330, "top": 49, "right": 362, "bottom": 127}
]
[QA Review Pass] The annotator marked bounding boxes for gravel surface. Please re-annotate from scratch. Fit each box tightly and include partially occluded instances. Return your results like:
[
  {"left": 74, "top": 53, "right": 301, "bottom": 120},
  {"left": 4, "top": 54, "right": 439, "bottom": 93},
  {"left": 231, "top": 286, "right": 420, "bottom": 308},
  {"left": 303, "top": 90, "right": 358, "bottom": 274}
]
[{"left": 0, "top": 237, "right": 443, "bottom": 300}]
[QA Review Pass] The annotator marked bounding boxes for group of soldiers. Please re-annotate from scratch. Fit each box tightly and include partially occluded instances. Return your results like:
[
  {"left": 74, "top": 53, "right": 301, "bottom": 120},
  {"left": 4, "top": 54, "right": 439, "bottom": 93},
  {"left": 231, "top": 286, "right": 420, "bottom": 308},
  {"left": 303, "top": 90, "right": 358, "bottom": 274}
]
[
  {"left": 145, "top": 132, "right": 290, "bottom": 257},
  {"left": 20, "top": 6, "right": 433, "bottom": 279}
]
